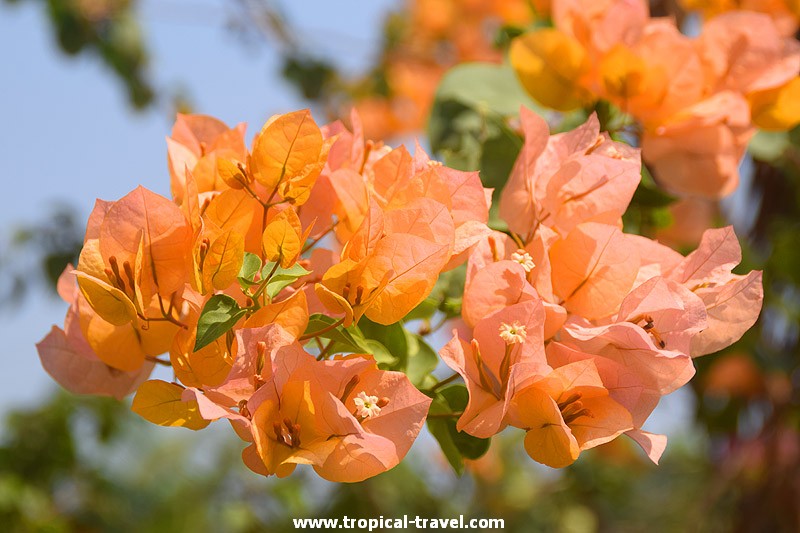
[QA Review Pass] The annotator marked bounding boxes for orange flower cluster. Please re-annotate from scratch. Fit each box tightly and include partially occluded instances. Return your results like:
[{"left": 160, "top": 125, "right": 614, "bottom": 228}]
[
  {"left": 38, "top": 109, "right": 490, "bottom": 481},
  {"left": 441, "top": 108, "right": 764, "bottom": 467},
  {"left": 511, "top": 0, "right": 800, "bottom": 198},
  {"left": 680, "top": 0, "right": 800, "bottom": 36},
  {"left": 38, "top": 106, "right": 763, "bottom": 476}
]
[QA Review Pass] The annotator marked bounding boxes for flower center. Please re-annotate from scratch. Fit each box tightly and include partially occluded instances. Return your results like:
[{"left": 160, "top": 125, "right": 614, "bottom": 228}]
[
  {"left": 510, "top": 249, "right": 535, "bottom": 272},
  {"left": 354, "top": 391, "right": 388, "bottom": 419},
  {"left": 557, "top": 392, "right": 593, "bottom": 425},
  {"left": 273, "top": 417, "right": 301, "bottom": 448},
  {"left": 628, "top": 313, "right": 666, "bottom": 349},
  {"left": 499, "top": 322, "right": 527, "bottom": 344}
]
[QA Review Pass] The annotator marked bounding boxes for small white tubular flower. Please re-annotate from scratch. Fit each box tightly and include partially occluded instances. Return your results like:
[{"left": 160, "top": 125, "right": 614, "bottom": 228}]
[
  {"left": 511, "top": 249, "right": 535, "bottom": 272},
  {"left": 499, "top": 321, "right": 527, "bottom": 344},
  {"left": 354, "top": 391, "right": 382, "bottom": 419}
]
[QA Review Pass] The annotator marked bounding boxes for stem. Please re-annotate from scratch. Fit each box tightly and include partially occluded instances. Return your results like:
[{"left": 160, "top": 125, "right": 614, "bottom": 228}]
[
  {"left": 299, "top": 317, "right": 345, "bottom": 341},
  {"left": 261, "top": 202, "right": 269, "bottom": 250},
  {"left": 154, "top": 294, "right": 189, "bottom": 329},
  {"left": 301, "top": 221, "right": 338, "bottom": 254},
  {"left": 427, "top": 373, "right": 461, "bottom": 393},
  {"left": 509, "top": 231, "right": 525, "bottom": 249},
  {"left": 266, "top": 181, "right": 281, "bottom": 205},
  {"left": 427, "top": 314, "right": 450, "bottom": 335},
  {"left": 316, "top": 339, "right": 335, "bottom": 361},
  {"left": 242, "top": 180, "right": 268, "bottom": 208},
  {"left": 250, "top": 260, "right": 281, "bottom": 306},
  {"left": 145, "top": 356, "right": 172, "bottom": 367}
]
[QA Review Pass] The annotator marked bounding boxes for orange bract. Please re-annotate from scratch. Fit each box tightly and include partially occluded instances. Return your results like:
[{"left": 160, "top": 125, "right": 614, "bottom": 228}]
[
  {"left": 511, "top": 2, "right": 800, "bottom": 199},
  {"left": 250, "top": 109, "right": 330, "bottom": 206},
  {"left": 99, "top": 186, "right": 193, "bottom": 302}
]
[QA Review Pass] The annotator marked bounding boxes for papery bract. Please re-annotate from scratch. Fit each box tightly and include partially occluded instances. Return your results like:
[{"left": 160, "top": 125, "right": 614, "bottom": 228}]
[
  {"left": 549, "top": 222, "right": 640, "bottom": 320},
  {"left": 561, "top": 320, "right": 696, "bottom": 427},
  {"left": 440, "top": 300, "right": 548, "bottom": 438},
  {"left": 642, "top": 92, "right": 754, "bottom": 199},
  {"left": 510, "top": 29, "right": 592, "bottom": 111},
  {"left": 132, "top": 379, "right": 210, "bottom": 430},
  {"left": 667, "top": 226, "right": 764, "bottom": 356},
  {"left": 290, "top": 354, "right": 433, "bottom": 482},
  {"left": 98, "top": 186, "right": 193, "bottom": 301},
  {"left": 250, "top": 109, "right": 331, "bottom": 206},
  {"left": 506, "top": 359, "right": 633, "bottom": 468}
]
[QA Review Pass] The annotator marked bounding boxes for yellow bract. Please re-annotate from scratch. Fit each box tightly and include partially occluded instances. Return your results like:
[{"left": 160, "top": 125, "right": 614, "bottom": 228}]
[
  {"left": 170, "top": 327, "right": 234, "bottom": 389},
  {"left": 510, "top": 29, "right": 592, "bottom": 112},
  {"left": 517, "top": 386, "right": 580, "bottom": 468},
  {"left": 250, "top": 109, "right": 326, "bottom": 206},
  {"left": 203, "top": 188, "right": 260, "bottom": 239},
  {"left": 216, "top": 157, "right": 249, "bottom": 190},
  {"left": 314, "top": 283, "right": 356, "bottom": 327},
  {"left": 749, "top": 77, "right": 800, "bottom": 131},
  {"left": 132, "top": 380, "right": 210, "bottom": 430},
  {"left": 76, "top": 239, "right": 107, "bottom": 280},
  {"left": 263, "top": 208, "right": 303, "bottom": 268},
  {"left": 244, "top": 290, "right": 309, "bottom": 338},
  {"left": 599, "top": 45, "right": 650, "bottom": 102},
  {"left": 74, "top": 272, "right": 137, "bottom": 326},
  {"left": 202, "top": 230, "right": 245, "bottom": 291}
]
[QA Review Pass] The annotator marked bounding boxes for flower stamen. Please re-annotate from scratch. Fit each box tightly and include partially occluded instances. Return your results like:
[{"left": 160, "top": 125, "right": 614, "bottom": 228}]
[
  {"left": 510, "top": 249, "right": 535, "bottom": 272},
  {"left": 499, "top": 322, "right": 527, "bottom": 344},
  {"left": 354, "top": 391, "right": 382, "bottom": 419}
]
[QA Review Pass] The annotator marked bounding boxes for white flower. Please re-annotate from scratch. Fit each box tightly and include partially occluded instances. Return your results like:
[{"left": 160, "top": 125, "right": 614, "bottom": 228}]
[
  {"left": 499, "top": 322, "right": 527, "bottom": 344},
  {"left": 353, "top": 391, "right": 382, "bottom": 419},
  {"left": 511, "top": 249, "right": 535, "bottom": 272}
]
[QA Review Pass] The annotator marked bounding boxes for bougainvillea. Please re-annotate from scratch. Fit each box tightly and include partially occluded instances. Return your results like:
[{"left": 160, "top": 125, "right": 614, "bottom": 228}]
[
  {"left": 509, "top": 0, "right": 800, "bottom": 199},
  {"left": 36, "top": 102, "right": 764, "bottom": 479}
]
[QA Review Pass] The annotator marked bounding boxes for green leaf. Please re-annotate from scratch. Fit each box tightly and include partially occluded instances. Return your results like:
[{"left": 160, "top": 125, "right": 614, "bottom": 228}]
[
  {"left": 303, "top": 315, "right": 400, "bottom": 366},
  {"left": 302, "top": 314, "right": 370, "bottom": 353},
  {"left": 493, "top": 24, "right": 525, "bottom": 49},
  {"left": 357, "top": 319, "right": 438, "bottom": 379},
  {"left": 359, "top": 339, "right": 398, "bottom": 368},
  {"left": 263, "top": 262, "right": 312, "bottom": 300},
  {"left": 194, "top": 294, "right": 247, "bottom": 351},
  {"left": 479, "top": 128, "right": 523, "bottom": 192},
  {"left": 428, "top": 62, "right": 539, "bottom": 197},
  {"left": 404, "top": 297, "right": 439, "bottom": 322},
  {"left": 749, "top": 130, "right": 790, "bottom": 162},
  {"left": 304, "top": 314, "right": 360, "bottom": 349},
  {"left": 426, "top": 267, "right": 466, "bottom": 319},
  {"left": 433, "top": 62, "right": 542, "bottom": 117},
  {"left": 630, "top": 170, "right": 677, "bottom": 209},
  {"left": 427, "top": 384, "right": 491, "bottom": 475},
  {"left": 404, "top": 332, "right": 439, "bottom": 386},
  {"left": 359, "top": 319, "right": 407, "bottom": 361},
  {"left": 427, "top": 409, "right": 465, "bottom": 474},
  {"left": 238, "top": 252, "right": 262, "bottom": 283}
]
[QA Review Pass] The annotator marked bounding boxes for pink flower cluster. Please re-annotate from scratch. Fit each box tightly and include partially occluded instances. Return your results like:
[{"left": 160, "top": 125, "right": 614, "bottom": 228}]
[{"left": 441, "top": 109, "right": 764, "bottom": 467}]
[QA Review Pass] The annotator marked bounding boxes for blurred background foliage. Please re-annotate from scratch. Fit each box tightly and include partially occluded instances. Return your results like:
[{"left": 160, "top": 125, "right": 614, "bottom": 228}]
[
  {"left": 2, "top": 0, "right": 154, "bottom": 108},
  {"left": 2, "top": 0, "right": 799, "bottom": 531},
  {"left": 0, "top": 390, "right": 750, "bottom": 532}
]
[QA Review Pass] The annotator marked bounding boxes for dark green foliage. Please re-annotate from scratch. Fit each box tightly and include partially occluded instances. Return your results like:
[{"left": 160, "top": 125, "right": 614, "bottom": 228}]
[
  {"left": 5, "top": 0, "right": 154, "bottom": 109},
  {"left": 0, "top": 205, "right": 82, "bottom": 307},
  {"left": 282, "top": 55, "right": 336, "bottom": 100}
]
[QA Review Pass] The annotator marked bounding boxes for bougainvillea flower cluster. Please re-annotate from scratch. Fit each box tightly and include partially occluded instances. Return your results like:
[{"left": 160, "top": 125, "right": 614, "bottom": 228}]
[
  {"left": 38, "top": 106, "right": 762, "bottom": 479},
  {"left": 510, "top": 0, "right": 800, "bottom": 198},
  {"left": 442, "top": 108, "right": 763, "bottom": 467}
]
